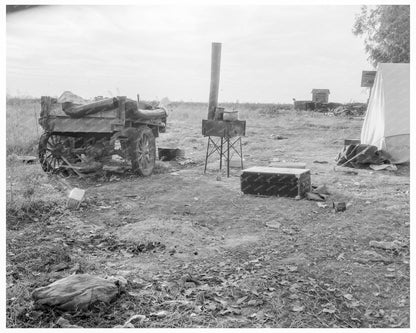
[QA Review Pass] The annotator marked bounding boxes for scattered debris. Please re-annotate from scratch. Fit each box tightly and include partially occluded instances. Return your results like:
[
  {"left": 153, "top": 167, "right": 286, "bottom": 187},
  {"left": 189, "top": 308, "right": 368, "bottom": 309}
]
[
  {"left": 150, "top": 310, "right": 168, "bottom": 318},
  {"left": 32, "top": 274, "right": 122, "bottom": 311},
  {"left": 369, "top": 164, "right": 397, "bottom": 171},
  {"left": 313, "top": 160, "right": 328, "bottom": 164},
  {"left": 306, "top": 192, "right": 325, "bottom": 201},
  {"left": 341, "top": 170, "right": 359, "bottom": 175},
  {"left": 337, "top": 252, "right": 345, "bottom": 260},
  {"left": 313, "top": 185, "right": 330, "bottom": 196},
  {"left": 158, "top": 148, "right": 185, "bottom": 161},
  {"left": 118, "top": 314, "right": 147, "bottom": 328},
  {"left": 293, "top": 101, "right": 366, "bottom": 116},
  {"left": 353, "top": 250, "right": 393, "bottom": 264},
  {"left": 333, "top": 201, "right": 346, "bottom": 212},
  {"left": 109, "top": 175, "right": 120, "bottom": 182},
  {"left": 291, "top": 304, "right": 305, "bottom": 312},
  {"left": 332, "top": 103, "right": 366, "bottom": 116},
  {"left": 270, "top": 134, "right": 288, "bottom": 140},
  {"left": 56, "top": 317, "right": 83, "bottom": 328},
  {"left": 317, "top": 202, "right": 328, "bottom": 208},
  {"left": 102, "top": 165, "right": 128, "bottom": 173},
  {"left": 15, "top": 155, "right": 37, "bottom": 164},
  {"left": 306, "top": 185, "right": 330, "bottom": 202},
  {"left": 369, "top": 240, "right": 404, "bottom": 251},
  {"left": 265, "top": 221, "right": 281, "bottom": 229}
]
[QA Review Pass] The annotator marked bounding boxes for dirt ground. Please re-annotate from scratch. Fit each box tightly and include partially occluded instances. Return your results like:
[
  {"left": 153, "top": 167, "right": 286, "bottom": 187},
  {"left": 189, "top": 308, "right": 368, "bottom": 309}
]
[{"left": 6, "top": 106, "right": 410, "bottom": 328}]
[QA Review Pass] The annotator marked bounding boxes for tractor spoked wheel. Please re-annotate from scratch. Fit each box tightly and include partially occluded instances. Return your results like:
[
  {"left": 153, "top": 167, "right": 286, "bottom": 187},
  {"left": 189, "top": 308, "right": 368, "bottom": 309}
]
[
  {"left": 129, "top": 126, "right": 156, "bottom": 176},
  {"left": 38, "top": 133, "right": 71, "bottom": 175}
]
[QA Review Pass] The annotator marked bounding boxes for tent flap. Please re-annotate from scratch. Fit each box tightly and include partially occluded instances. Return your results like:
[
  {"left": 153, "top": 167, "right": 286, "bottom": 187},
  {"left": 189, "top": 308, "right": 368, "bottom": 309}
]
[{"left": 360, "top": 63, "right": 410, "bottom": 164}]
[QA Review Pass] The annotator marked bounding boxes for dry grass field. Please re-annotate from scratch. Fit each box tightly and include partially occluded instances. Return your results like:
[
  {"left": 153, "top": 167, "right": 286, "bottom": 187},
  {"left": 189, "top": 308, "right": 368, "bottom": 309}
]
[{"left": 6, "top": 98, "right": 410, "bottom": 328}]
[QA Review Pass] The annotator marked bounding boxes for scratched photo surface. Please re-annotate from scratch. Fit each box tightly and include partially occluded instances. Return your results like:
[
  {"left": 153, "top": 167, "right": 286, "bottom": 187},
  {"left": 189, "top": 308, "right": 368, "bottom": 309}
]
[{"left": 5, "top": 3, "right": 410, "bottom": 329}]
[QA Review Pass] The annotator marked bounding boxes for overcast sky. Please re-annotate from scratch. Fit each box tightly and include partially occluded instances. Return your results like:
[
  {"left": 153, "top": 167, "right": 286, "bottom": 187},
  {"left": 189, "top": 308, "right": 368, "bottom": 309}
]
[{"left": 6, "top": 4, "right": 373, "bottom": 103}]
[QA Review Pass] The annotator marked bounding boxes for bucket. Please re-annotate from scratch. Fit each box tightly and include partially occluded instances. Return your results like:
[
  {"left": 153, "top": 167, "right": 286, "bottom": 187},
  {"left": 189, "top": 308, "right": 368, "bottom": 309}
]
[
  {"left": 67, "top": 188, "right": 85, "bottom": 210},
  {"left": 223, "top": 111, "right": 239, "bottom": 121}
]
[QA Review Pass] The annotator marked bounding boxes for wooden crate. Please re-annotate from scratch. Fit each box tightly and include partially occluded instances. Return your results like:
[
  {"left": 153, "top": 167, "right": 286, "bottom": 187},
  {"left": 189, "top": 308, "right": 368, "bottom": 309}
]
[{"left": 241, "top": 167, "right": 311, "bottom": 199}]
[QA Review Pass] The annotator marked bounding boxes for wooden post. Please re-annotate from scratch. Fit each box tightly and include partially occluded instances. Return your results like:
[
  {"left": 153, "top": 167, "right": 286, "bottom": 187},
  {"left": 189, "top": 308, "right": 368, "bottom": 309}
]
[
  {"left": 40, "top": 96, "right": 51, "bottom": 118},
  {"left": 207, "top": 42, "right": 222, "bottom": 120}
]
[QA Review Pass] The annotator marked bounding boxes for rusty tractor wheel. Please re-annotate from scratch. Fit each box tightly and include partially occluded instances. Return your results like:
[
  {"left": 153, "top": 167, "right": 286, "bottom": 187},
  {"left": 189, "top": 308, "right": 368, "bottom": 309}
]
[
  {"left": 38, "top": 133, "right": 72, "bottom": 175},
  {"left": 129, "top": 126, "right": 156, "bottom": 176}
]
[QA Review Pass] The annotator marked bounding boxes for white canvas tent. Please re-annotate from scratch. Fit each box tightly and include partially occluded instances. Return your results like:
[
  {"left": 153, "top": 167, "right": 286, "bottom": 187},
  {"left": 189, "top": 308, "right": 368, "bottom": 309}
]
[{"left": 361, "top": 63, "right": 410, "bottom": 164}]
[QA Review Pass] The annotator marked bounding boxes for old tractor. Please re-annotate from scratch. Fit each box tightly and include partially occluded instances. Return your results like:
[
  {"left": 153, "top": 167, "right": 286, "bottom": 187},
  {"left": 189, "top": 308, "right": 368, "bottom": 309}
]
[{"left": 38, "top": 92, "right": 167, "bottom": 177}]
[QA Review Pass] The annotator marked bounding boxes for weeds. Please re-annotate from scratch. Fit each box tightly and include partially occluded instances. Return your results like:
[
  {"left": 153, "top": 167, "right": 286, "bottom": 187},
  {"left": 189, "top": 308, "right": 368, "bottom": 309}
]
[
  {"left": 6, "top": 96, "right": 42, "bottom": 155},
  {"left": 6, "top": 98, "right": 409, "bottom": 328}
]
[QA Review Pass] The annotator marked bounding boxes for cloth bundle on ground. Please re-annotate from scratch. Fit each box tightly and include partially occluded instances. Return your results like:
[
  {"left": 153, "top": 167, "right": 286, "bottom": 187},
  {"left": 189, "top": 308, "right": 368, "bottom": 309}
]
[{"left": 335, "top": 144, "right": 390, "bottom": 168}]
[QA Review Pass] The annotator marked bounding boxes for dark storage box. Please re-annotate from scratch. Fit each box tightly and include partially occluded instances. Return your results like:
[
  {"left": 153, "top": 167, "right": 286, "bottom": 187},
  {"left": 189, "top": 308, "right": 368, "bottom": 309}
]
[
  {"left": 202, "top": 119, "right": 246, "bottom": 138},
  {"left": 241, "top": 167, "right": 311, "bottom": 198}
]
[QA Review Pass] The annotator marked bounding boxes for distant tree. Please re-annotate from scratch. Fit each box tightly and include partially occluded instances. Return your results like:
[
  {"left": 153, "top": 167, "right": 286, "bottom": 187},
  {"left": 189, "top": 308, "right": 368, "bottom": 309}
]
[{"left": 353, "top": 5, "right": 410, "bottom": 66}]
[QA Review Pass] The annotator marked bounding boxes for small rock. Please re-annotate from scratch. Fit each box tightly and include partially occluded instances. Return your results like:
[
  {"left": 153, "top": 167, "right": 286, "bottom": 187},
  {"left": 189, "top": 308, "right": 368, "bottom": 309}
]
[
  {"left": 343, "top": 294, "right": 354, "bottom": 301},
  {"left": 124, "top": 314, "right": 146, "bottom": 325},
  {"left": 265, "top": 221, "right": 281, "bottom": 229},
  {"left": 150, "top": 310, "right": 168, "bottom": 318},
  {"left": 333, "top": 201, "right": 346, "bottom": 212},
  {"left": 56, "top": 317, "right": 82, "bottom": 328},
  {"left": 384, "top": 274, "right": 396, "bottom": 279},
  {"left": 291, "top": 304, "right": 304, "bottom": 312}
]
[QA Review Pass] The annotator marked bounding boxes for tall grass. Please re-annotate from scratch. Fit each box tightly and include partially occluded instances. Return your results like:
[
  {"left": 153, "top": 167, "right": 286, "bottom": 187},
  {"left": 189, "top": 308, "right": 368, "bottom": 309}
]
[
  {"left": 167, "top": 102, "right": 293, "bottom": 125},
  {"left": 6, "top": 97, "right": 42, "bottom": 155},
  {"left": 6, "top": 97, "right": 294, "bottom": 155}
]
